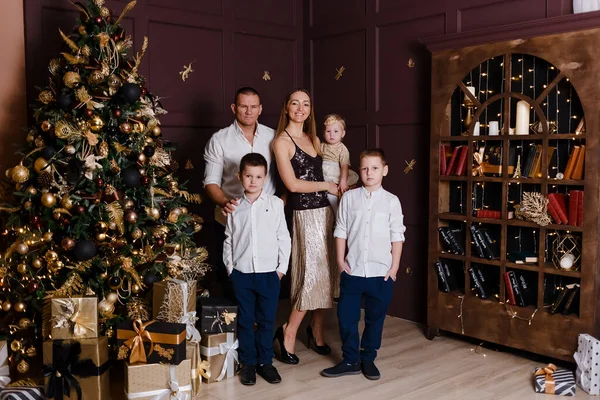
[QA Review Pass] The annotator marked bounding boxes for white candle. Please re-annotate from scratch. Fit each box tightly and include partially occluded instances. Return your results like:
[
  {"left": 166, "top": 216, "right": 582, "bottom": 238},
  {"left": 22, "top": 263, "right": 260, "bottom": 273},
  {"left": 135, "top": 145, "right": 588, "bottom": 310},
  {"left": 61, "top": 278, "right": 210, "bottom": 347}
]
[
  {"left": 466, "top": 86, "right": 476, "bottom": 97},
  {"left": 488, "top": 121, "right": 499, "bottom": 136},
  {"left": 515, "top": 100, "right": 530, "bottom": 135},
  {"left": 473, "top": 121, "right": 480, "bottom": 136}
]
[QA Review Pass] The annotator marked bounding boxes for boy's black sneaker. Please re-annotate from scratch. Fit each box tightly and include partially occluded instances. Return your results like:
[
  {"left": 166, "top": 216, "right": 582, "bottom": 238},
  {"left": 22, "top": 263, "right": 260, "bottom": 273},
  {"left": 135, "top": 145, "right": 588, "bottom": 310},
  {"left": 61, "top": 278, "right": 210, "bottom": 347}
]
[
  {"left": 320, "top": 361, "right": 361, "bottom": 377},
  {"left": 256, "top": 363, "right": 282, "bottom": 384},
  {"left": 361, "top": 360, "right": 380, "bottom": 380},
  {"left": 239, "top": 364, "right": 256, "bottom": 385}
]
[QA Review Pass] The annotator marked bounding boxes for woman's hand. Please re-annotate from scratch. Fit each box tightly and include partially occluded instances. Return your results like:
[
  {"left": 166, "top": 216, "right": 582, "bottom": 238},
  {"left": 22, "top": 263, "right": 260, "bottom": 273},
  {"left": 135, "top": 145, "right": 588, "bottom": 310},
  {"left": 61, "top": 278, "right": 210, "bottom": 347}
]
[
  {"left": 326, "top": 182, "right": 338, "bottom": 195},
  {"left": 338, "top": 182, "right": 349, "bottom": 196}
]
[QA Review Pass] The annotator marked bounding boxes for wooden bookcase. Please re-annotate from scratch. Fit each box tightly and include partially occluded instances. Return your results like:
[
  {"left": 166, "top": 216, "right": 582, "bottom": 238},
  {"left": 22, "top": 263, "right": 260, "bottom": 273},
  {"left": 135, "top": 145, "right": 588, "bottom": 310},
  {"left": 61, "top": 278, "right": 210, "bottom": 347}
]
[{"left": 424, "top": 27, "right": 600, "bottom": 362}]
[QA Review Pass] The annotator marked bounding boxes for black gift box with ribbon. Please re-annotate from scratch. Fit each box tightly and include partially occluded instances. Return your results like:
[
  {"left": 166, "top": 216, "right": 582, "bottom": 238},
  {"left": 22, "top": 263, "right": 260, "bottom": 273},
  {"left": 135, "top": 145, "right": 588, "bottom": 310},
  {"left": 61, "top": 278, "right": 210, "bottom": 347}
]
[
  {"left": 197, "top": 298, "right": 237, "bottom": 334},
  {"left": 116, "top": 320, "right": 186, "bottom": 365}
]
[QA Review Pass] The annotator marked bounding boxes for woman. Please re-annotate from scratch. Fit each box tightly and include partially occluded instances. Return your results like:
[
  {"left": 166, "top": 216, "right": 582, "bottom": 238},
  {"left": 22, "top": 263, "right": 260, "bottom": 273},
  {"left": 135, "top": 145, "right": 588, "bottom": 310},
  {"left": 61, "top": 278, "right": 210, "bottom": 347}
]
[{"left": 272, "top": 89, "right": 338, "bottom": 364}]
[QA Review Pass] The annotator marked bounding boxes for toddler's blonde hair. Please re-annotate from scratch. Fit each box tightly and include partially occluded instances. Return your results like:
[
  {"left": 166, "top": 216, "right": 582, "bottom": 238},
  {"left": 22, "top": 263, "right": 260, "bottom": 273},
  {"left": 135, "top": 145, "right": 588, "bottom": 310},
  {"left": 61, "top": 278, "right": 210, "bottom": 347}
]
[{"left": 324, "top": 114, "right": 346, "bottom": 130}]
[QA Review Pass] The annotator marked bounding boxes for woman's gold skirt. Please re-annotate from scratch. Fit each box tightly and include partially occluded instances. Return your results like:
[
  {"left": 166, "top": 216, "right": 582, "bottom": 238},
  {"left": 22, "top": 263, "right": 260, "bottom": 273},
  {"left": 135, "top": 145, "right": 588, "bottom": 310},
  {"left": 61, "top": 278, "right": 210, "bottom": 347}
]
[{"left": 290, "top": 206, "right": 338, "bottom": 310}]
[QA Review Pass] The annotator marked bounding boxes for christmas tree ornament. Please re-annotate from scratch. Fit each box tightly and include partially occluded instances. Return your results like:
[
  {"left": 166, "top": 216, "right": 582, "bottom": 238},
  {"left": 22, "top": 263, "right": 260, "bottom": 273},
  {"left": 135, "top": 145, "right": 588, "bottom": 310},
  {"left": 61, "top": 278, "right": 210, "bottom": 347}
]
[
  {"left": 32, "top": 258, "right": 43, "bottom": 269},
  {"left": 180, "top": 207, "right": 188, "bottom": 215},
  {"left": 142, "top": 145, "right": 155, "bottom": 157},
  {"left": 152, "top": 126, "right": 161, "bottom": 137},
  {"left": 10, "top": 339, "right": 22, "bottom": 352},
  {"left": 141, "top": 87, "right": 148, "bottom": 96},
  {"left": 125, "top": 210, "right": 138, "bottom": 224},
  {"left": 14, "top": 302, "right": 26, "bottom": 313},
  {"left": 108, "top": 74, "right": 122, "bottom": 89},
  {"left": 41, "top": 145, "right": 57, "bottom": 159},
  {"left": 65, "top": 145, "right": 76, "bottom": 154},
  {"left": 113, "top": 108, "right": 122, "bottom": 118},
  {"left": 10, "top": 164, "right": 30, "bottom": 184},
  {"left": 23, "top": 201, "right": 33, "bottom": 210},
  {"left": 96, "top": 177, "right": 105, "bottom": 187},
  {"left": 122, "top": 168, "right": 141, "bottom": 187},
  {"left": 106, "top": 292, "right": 118, "bottom": 304},
  {"left": 41, "top": 192, "right": 57, "bottom": 208},
  {"left": 137, "top": 153, "right": 146, "bottom": 163},
  {"left": 16, "top": 360, "right": 29, "bottom": 374},
  {"left": 131, "top": 284, "right": 141, "bottom": 294},
  {"left": 119, "top": 121, "right": 132, "bottom": 134},
  {"left": 17, "top": 264, "right": 27, "bottom": 274},
  {"left": 2, "top": 302, "right": 11, "bottom": 312},
  {"left": 143, "top": 273, "right": 158, "bottom": 287},
  {"left": 49, "top": 58, "right": 62, "bottom": 75},
  {"left": 43, "top": 232, "right": 54, "bottom": 242},
  {"left": 78, "top": 25, "right": 87, "bottom": 36},
  {"left": 155, "top": 238, "right": 164, "bottom": 247},
  {"left": 108, "top": 276, "right": 122, "bottom": 289},
  {"left": 45, "top": 250, "right": 58, "bottom": 263},
  {"left": 37, "top": 171, "right": 53, "bottom": 188},
  {"left": 123, "top": 198, "right": 135, "bottom": 210},
  {"left": 96, "top": 221, "right": 109, "bottom": 232},
  {"left": 146, "top": 207, "right": 160, "bottom": 220},
  {"left": 84, "top": 109, "right": 94, "bottom": 118},
  {"left": 63, "top": 71, "right": 82, "bottom": 88},
  {"left": 33, "top": 157, "right": 51, "bottom": 173},
  {"left": 61, "top": 237, "right": 75, "bottom": 251},
  {"left": 52, "top": 210, "right": 62, "bottom": 220},
  {"left": 38, "top": 90, "right": 55, "bottom": 104},
  {"left": 26, "top": 346, "right": 37, "bottom": 358},
  {"left": 16, "top": 243, "right": 29, "bottom": 255},
  {"left": 41, "top": 120, "right": 52, "bottom": 132},
  {"left": 201, "top": 289, "right": 210, "bottom": 298},
  {"left": 18, "top": 318, "right": 32, "bottom": 329},
  {"left": 54, "top": 119, "right": 77, "bottom": 139},
  {"left": 74, "top": 240, "right": 97, "bottom": 261},
  {"left": 121, "top": 82, "right": 141, "bottom": 103},
  {"left": 89, "top": 115, "right": 104, "bottom": 132},
  {"left": 108, "top": 222, "right": 117, "bottom": 231},
  {"left": 27, "top": 281, "right": 38, "bottom": 293},
  {"left": 60, "top": 195, "right": 73, "bottom": 210},
  {"left": 26, "top": 186, "right": 37, "bottom": 196},
  {"left": 74, "top": 205, "right": 86, "bottom": 214},
  {"left": 30, "top": 215, "right": 40, "bottom": 224},
  {"left": 87, "top": 69, "right": 104, "bottom": 85},
  {"left": 96, "top": 232, "right": 107, "bottom": 242},
  {"left": 98, "top": 298, "right": 115, "bottom": 318},
  {"left": 57, "top": 92, "right": 74, "bottom": 110},
  {"left": 48, "top": 260, "right": 64, "bottom": 273},
  {"left": 140, "top": 176, "right": 150, "bottom": 185},
  {"left": 131, "top": 229, "right": 142, "bottom": 240}
]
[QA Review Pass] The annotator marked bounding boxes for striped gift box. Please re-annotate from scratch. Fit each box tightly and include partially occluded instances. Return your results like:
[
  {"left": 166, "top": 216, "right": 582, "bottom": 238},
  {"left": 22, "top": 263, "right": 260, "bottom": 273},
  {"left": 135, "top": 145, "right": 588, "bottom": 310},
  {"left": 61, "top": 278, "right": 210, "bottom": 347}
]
[
  {"left": 534, "top": 364, "right": 576, "bottom": 396},
  {"left": 0, "top": 387, "right": 45, "bottom": 400}
]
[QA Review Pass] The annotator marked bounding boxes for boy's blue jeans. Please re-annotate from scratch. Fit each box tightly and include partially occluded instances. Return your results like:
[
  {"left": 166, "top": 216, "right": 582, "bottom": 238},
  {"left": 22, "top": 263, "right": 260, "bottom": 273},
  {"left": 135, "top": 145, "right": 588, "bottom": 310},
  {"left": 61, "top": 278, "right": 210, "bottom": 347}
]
[
  {"left": 337, "top": 272, "right": 394, "bottom": 363},
  {"left": 230, "top": 270, "right": 280, "bottom": 365}
]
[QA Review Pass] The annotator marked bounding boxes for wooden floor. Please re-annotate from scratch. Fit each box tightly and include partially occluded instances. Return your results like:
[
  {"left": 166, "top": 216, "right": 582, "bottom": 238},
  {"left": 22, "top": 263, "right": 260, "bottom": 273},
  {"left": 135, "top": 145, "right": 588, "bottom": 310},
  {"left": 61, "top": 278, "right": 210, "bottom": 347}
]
[{"left": 199, "top": 302, "right": 592, "bottom": 400}]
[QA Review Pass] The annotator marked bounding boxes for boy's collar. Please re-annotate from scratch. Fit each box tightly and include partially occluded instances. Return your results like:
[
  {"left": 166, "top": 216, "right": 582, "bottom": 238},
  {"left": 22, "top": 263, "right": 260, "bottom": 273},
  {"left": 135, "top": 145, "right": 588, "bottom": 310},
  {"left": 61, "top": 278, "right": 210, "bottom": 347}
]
[
  {"left": 361, "top": 185, "right": 383, "bottom": 197},
  {"left": 242, "top": 190, "right": 265, "bottom": 203}
]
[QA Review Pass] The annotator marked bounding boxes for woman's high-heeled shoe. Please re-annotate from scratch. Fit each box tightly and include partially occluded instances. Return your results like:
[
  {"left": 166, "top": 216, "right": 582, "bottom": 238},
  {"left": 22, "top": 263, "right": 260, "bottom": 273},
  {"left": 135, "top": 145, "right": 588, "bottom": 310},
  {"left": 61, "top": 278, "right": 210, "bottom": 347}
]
[
  {"left": 274, "top": 326, "right": 299, "bottom": 364},
  {"left": 306, "top": 325, "right": 331, "bottom": 355}
]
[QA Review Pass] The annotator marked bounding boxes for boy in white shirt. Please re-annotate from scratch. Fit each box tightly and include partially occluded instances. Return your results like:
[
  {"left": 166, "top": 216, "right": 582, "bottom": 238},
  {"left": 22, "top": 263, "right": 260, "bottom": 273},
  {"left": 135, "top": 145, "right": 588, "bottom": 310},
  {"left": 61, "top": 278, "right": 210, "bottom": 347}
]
[
  {"left": 321, "top": 148, "right": 406, "bottom": 380},
  {"left": 223, "top": 153, "right": 291, "bottom": 385}
]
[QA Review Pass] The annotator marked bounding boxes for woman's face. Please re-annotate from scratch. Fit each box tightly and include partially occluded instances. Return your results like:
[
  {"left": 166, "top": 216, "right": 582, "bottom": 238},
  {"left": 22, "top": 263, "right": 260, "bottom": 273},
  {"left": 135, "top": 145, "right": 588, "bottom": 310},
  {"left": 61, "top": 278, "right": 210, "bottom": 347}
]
[{"left": 286, "top": 91, "right": 311, "bottom": 123}]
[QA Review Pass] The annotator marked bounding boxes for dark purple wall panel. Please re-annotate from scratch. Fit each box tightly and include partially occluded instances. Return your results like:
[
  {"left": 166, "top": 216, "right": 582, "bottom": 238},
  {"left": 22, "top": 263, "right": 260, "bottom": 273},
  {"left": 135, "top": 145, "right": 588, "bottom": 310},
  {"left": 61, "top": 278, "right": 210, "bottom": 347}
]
[
  {"left": 458, "top": 0, "right": 548, "bottom": 32},
  {"left": 147, "top": 0, "right": 222, "bottom": 16},
  {"left": 310, "top": 0, "right": 366, "bottom": 26},
  {"left": 344, "top": 125, "right": 368, "bottom": 168},
  {"left": 233, "top": 0, "right": 296, "bottom": 27}
]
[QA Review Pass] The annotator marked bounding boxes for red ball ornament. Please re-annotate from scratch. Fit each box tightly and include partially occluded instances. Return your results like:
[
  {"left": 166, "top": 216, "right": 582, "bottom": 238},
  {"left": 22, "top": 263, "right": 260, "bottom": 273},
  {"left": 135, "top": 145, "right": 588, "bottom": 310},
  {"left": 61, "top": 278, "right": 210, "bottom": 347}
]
[
  {"left": 96, "top": 178, "right": 104, "bottom": 187},
  {"left": 141, "top": 176, "right": 150, "bottom": 185},
  {"left": 95, "top": 16, "right": 103, "bottom": 25},
  {"left": 113, "top": 109, "right": 122, "bottom": 118},
  {"left": 30, "top": 215, "right": 40, "bottom": 225},
  {"left": 141, "top": 88, "right": 147, "bottom": 97},
  {"left": 27, "top": 281, "right": 38, "bottom": 293},
  {"left": 112, "top": 33, "right": 120, "bottom": 41},
  {"left": 84, "top": 109, "right": 94, "bottom": 118},
  {"left": 156, "top": 238, "right": 164, "bottom": 247},
  {"left": 75, "top": 205, "right": 86, "bottom": 214}
]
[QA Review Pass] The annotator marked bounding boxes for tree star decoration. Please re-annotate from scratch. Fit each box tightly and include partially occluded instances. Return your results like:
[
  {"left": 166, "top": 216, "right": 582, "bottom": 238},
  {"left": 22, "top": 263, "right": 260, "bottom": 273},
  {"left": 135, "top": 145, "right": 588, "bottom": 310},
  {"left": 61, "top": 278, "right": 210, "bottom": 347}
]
[
  {"left": 404, "top": 159, "right": 416, "bottom": 174},
  {"left": 335, "top": 66, "right": 345, "bottom": 80},
  {"left": 262, "top": 71, "right": 271, "bottom": 81},
  {"left": 179, "top": 62, "right": 195, "bottom": 82}
]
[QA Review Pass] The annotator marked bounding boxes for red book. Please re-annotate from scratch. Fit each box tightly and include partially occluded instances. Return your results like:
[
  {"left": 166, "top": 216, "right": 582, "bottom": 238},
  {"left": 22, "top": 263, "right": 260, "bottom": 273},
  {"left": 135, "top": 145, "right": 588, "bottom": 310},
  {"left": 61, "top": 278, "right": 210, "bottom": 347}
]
[
  {"left": 491, "top": 211, "right": 501, "bottom": 219},
  {"left": 445, "top": 146, "right": 462, "bottom": 176},
  {"left": 568, "top": 190, "right": 580, "bottom": 226},
  {"left": 546, "top": 199, "right": 562, "bottom": 225},
  {"left": 547, "top": 193, "right": 568, "bottom": 224},
  {"left": 503, "top": 272, "right": 517, "bottom": 305},
  {"left": 577, "top": 190, "right": 584, "bottom": 227},
  {"left": 440, "top": 144, "right": 447, "bottom": 175},
  {"left": 454, "top": 145, "right": 469, "bottom": 176}
]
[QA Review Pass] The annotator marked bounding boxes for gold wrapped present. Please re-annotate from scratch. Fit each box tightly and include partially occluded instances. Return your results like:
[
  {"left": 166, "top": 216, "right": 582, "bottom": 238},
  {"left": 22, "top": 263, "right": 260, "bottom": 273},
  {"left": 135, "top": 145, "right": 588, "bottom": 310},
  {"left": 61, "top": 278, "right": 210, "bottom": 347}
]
[
  {"left": 42, "top": 337, "right": 110, "bottom": 400},
  {"left": 153, "top": 278, "right": 200, "bottom": 341},
  {"left": 186, "top": 341, "right": 209, "bottom": 396},
  {"left": 49, "top": 296, "right": 98, "bottom": 340},
  {"left": 125, "top": 359, "right": 192, "bottom": 400},
  {"left": 200, "top": 333, "right": 238, "bottom": 383}
]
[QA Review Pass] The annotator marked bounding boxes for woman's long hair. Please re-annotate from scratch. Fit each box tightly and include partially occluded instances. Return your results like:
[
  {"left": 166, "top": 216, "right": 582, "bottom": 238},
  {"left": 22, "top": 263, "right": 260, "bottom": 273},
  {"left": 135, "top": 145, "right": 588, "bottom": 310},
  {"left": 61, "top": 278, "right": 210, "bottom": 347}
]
[{"left": 276, "top": 88, "right": 320, "bottom": 155}]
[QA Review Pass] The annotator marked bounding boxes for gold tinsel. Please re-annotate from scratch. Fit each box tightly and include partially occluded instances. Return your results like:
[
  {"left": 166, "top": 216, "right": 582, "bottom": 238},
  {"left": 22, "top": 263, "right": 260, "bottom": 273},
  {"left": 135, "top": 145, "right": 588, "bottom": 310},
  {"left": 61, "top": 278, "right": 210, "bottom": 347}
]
[
  {"left": 98, "top": 141, "right": 109, "bottom": 157},
  {"left": 44, "top": 273, "right": 85, "bottom": 298},
  {"left": 58, "top": 28, "right": 79, "bottom": 53},
  {"left": 126, "top": 298, "right": 150, "bottom": 322},
  {"left": 81, "top": 45, "right": 91, "bottom": 57},
  {"left": 75, "top": 86, "right": 103, "bottom": 110},
  {"left": 68, "top": 260, "right": 92, "bottom": 272},
  {"left": 153, "top": 188, "right": 173, "bottom": 198},
  {"left": 149, "top": 148, "right": 171, "bottom": 168},
  {"left": 178, "top": 190, "right": 202, "bottom": 204},
  {"left": 120, "top": 257, "right": 145, "bottom": 290},
  {"left": 63, "top": 71, "right": 82, "bottom": 88},
  {"left": 105, "top": 201, "right": 125, "bottom": 235},
  {"left": 110, "top": 159, "right": 121, "bottom": 173}
]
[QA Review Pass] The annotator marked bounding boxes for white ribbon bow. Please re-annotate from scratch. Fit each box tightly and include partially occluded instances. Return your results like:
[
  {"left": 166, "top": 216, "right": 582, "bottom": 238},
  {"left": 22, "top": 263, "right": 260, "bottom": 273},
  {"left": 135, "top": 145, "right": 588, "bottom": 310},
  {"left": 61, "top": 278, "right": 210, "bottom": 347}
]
[
  {"left": 200, "top": 333, "right": 239, "bottom": 382},
  {"left": 181, "top": 311, "right": 201, "bottom": 342},
  {"left": 126, "top": 365, "right": 191, "bottom": 400}
]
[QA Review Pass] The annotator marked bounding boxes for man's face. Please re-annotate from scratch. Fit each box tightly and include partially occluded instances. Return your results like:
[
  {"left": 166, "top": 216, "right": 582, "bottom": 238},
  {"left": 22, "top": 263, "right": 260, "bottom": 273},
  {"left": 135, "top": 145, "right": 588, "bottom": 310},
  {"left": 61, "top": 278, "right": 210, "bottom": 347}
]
[{"left": 232, "top": 94, "right": 262, "bottom": 128}]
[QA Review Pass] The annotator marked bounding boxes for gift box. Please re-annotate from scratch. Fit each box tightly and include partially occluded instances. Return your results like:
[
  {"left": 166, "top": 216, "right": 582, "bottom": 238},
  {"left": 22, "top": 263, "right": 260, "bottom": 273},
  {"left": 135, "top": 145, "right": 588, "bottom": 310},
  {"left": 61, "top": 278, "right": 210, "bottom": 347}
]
[
  {"left": 154, "top": 278, "right": 200, "bottom": 341},
  {"left": 534, "top": 363, "right": 576, "bottom": 396},
  {"left": 0, "top": 341, "right": 9, "bottom": 389},
  {"left": 116, "top": 320, "right": 186, "bottom": 365},
  {"left": 48, "top": 296, "right": 98, "bottom": 340},
  {"left": 42, "top": 337, "right": 110, "bottom": 400},
  {"left": 186, "top": 341, "right": 209, "bottom": 396},
  {"left": 197, "top": 298, "right": 237, "bottom": 334},
  {"left": 125, "top": 359, "right": 192, "bottom": 400},
  {"left": 200, "top": 332, "right": 238, "bottom": 383},
  {"left": 0, "top": 387, "right": 45, "bottom": 400},
  {"left": 575, "top": 333, "right": 600, "bottom": 394}
]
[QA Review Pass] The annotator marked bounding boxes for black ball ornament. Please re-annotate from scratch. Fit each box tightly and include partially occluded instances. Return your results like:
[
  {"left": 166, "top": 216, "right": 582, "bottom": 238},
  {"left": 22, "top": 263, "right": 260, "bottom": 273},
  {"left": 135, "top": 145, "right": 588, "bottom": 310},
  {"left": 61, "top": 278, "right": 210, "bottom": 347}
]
[
  {"left": 122, "top": 168, "right": 141, "bottom": 188},
  {"left": 41, "top": 146, "right": 57, "bottom": 160},
  {"left": 143, "top": 273, "right": 158, "bottom": 287},
  {"left": 121, "top": 83, "right": 141, "bottom": 104},
  {"left": 143, "top": 146, "right": 155, "bottom": 157},
  {"left": 108, "top": 276, "right": 122, "bottom": 290},
  {"left": 106, "top": 126, "right": 119, "bottom": 135},
  {"left": 73, "top": 240, "right": 97, "bottom": 261},
  {"left": 57, "top": 92, "right": 73, "bottom": 110}
]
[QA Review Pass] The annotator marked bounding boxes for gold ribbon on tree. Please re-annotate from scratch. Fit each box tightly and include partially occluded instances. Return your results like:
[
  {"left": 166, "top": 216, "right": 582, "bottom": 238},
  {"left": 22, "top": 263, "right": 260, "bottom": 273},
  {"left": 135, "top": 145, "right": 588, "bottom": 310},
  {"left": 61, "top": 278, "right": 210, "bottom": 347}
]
[
  {"left": 124, "top": 319, "right": 154, "bottom": 364},
  {"left": 534, "top": 363, "right": 557, "bottom": 394}
]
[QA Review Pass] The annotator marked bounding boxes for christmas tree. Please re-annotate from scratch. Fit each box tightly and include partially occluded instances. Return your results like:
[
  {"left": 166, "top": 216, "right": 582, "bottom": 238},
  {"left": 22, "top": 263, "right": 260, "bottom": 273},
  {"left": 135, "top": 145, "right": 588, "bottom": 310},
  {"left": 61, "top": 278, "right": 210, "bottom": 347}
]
[{"left": 0, "top": 0, "right": 207, "bottom": 371}]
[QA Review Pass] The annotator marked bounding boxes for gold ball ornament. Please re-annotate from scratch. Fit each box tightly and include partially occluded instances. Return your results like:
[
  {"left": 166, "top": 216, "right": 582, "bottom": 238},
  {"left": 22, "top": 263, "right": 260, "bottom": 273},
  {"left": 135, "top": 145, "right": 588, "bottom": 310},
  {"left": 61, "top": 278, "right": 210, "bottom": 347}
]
[
  {"left": 26, "top": 346, "right": 37, "bottom": 358},
  {"left": 34, "top": 157, "right": 51, "bottom": 173},
  {"left": 26, "top": 186, "right": 37, "bottom": 196},
  {"left": 38, "top": 90, "right": 55, "bottom": 104},
  {"left": 65, "top": 145, "right": 76, "bottom": 155},
  {"left": 61, "top": 195, "right": 73, "bottom": 210},
  {"left": 106, "top": 292, "right": 118, "bottom": 303},
  {"left": 137, "top": 153, "right": 147, "bottom": 163},
  {"left": 48, "top": 261, "right": 64, "bottom": 273},
  {"left": 43, "top": 231, "right": 54, "bottom": 242},
  {"left": 131, "top": 229, "right": 143, "bottom": 240},
  {"left": 18, "top": 318, "right": 32, "bottom": 329},
  {"left": 16, "top": 243, "right": 29, "bottom": 255},
  {"left": 168, "top": 211, "right": 179, "bottom": 223},
  {"left": 2, "top": 301, "right": 11, "bottom": 312},
  {"left": 125, "top": 211, "right": 138, "bottom": 224},
  {"left": 108, "top": 74, "right": 122, "bottom": 89},
  {"left": 45, "top": 250, "right": 58, "bottom": 263},
  {"left": 32, "top": 258, "right": 43, "bottom": 269},
  {"left": 144, "top": 136, "right": 154, "bottom": 144},
  {"left": 41, "top": 192, "right": 57, "bottom": 208},
  {"left": 96, "top": 221, "right": 109, "bottom": 232},
  {"left": 87, "top": 70, "right": 104, "bottom": 85},
  {"left": 35, "top": 136, "right": 45, "bottom": 148},
  {"left": 123, "top": 198, "right": 135, "bottom": 210},
  {"left": 148, "top": 207, "right": 160, "bottom": 220},
  {"left": 81, "top": 45, "right": 91, "bottom": 57},
  {"left": 95, "top": 232, "right": 107, "bottom": 242},
  {"left": 63, "top": 71, "right": 82, "bottom": 88},
  {"left": 133, "top": 122, "right": 144, "bottom": 134},
  {"left": 10, "top": 165, "right": 30, "bottom": 184},
  {"left": 89, "top": 115, "right": 105, "bottom": 133},
  {"left": 10, "top": 339, "right": 22, "bottom": 352},
  {"left": 132, "top": 284, "right": 141, "bottom": 294},
  {"left": 14, "top": 302, "right": 26, "bottom": 313},
  {"left": 152, "top": 126, "right": 161, "bottom": 137},
  {"left": 17, "top": 264, "right": 27, "bottom": 274},
  {"left": 41, "top": 120, "right": 52, "bottom": 132},
  {"left": 23, "top": 201, "right": 33, "bottom": 211},
  {"left": 120, "top": 122, "right": 132, "bottom": 134},
  {"left": 48, "top": 58, "right": 61, "bottom": 75},
  {"left": 61, "top": 237, "right": 75, "bottom": 251},
  {"left": 53, "top": 210, "right": 62, "bottom": 220},
  {"left": 98, "top": 299, "right": 115, "bottom": 318},
  {"left": 108, "top": 222, "right": 117, "bottom": 231},
  {"left": 180, "top": 207, "right": 188, "bottom": 215},
  {"left": 174, "top": 243, "right": 182, "bottom": 251},
  {"left": 78, "top": 25, "right": 87, "bottom": 36},
  {"left": 17, "top": 360, "right": 29, "bottom": 374}
]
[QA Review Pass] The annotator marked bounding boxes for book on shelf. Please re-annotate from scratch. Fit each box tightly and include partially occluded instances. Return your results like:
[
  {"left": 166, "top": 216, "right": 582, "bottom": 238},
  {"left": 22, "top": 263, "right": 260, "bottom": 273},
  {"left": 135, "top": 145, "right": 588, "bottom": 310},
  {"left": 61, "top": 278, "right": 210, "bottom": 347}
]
[
  {"left": 522, "top": 143, "right": 537, "bottom": 178},
  {"left": 563, "top": 146, "right": 580, "bottom": 180},
  {"left": 503, "top": 272, "right": 517, "bottom": 305},
  {"left": 571, "top": 144, "right": 585, "bottom": 180},
  {"left": 435, "top": 260, "right": 450, "bottom": 292},
  {"left": 454, "top": 145, "right": 469, "bottom": 176},
  {"left": 479, "top": 228, "right": 499, "bottom": 259},
  {"left": 445, "top": 146, "right": 462, "bottom": 176},
  {"left": 506, "top": 270, "right": 526, "bottom": 307},
  {"left": 577, "top": 190, "right": 584, "bottom": 227},
  {"left": 439, "top": 144, "right": 448, "bottom": 175},
  {"left": 547, "top": 193, "right": 569, "bottom": 224},
  {"left": 507, "top": 251, "right": 538, "bottom": 264},
  {"left": 443, "top": 261, "right": 459, "bottom": 292},
  {"left": 469, "top": 266, "right": 488, "bottom": 299},
  {"left": 470, "top": 225, "right": 486, "bottom": 259},
  {"left": 528, "top": 144, "right": 544, "bottom": 178},
  {"left": 469, "top": 225, "right": 496, "bottom": 260},
  {"left": 547, "top": 199, "right": 562, "bottom": 225},
  {"left": 561, "top": 283, "right": 580, "bottom": 315},
  {"left": 475, "top": 210, "right": 501, "bottom": 219},
  {"left": 543, "top": 147, "right": 556, "bottom": 178},
  {"left": 438, "top": 227, "right": 465, "bottom": 255},
  {"left": 549, "top": 283, "right": 579, "bottom": 314},
  {"left": 518, "top": 273, "right": 535, "bottom": 306},
  {"left": 568, "top": 190, "right": 580, "bottom": 226},
  {"left": 449, "top": 228, "right": 465, "bottom": 255}
]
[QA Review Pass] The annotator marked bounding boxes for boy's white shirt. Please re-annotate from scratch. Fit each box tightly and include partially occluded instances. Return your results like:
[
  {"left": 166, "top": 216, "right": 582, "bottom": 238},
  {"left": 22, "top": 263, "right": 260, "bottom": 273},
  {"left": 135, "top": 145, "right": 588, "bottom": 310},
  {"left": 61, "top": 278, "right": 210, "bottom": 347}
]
[
  {"left": 334, "top": 186, "right": 406, "bottom": 278},
  {"left": 223, "top": 192, "right": 291, "bottom": 275}
]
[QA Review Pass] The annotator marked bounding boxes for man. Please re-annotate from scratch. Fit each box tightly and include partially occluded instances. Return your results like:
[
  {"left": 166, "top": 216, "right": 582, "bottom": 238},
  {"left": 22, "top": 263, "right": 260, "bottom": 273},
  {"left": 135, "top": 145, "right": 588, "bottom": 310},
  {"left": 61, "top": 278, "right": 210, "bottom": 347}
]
[{"left": 203, "top": 87, "right": 276, "bottom": 299}]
